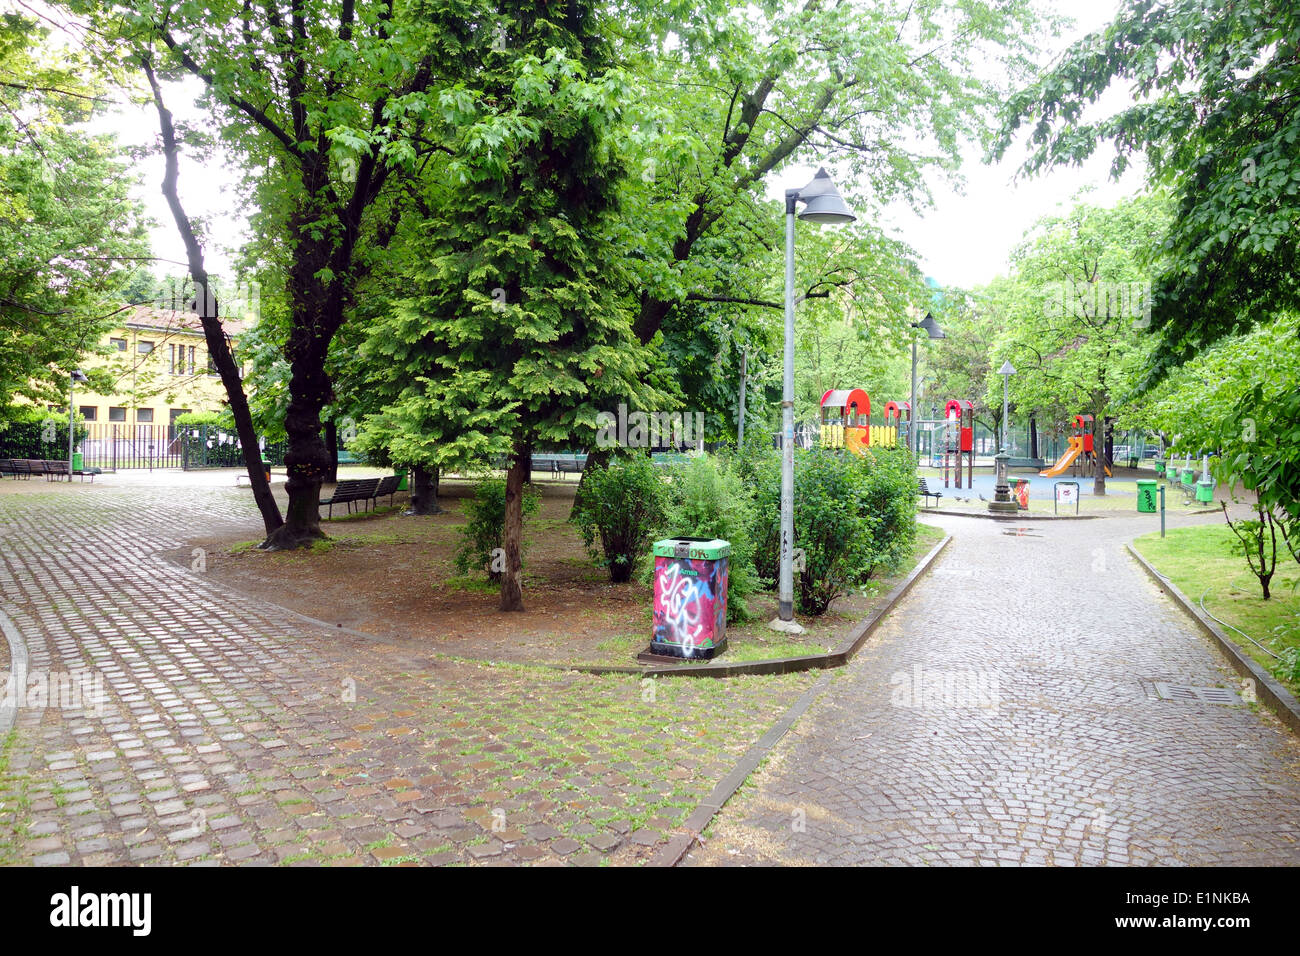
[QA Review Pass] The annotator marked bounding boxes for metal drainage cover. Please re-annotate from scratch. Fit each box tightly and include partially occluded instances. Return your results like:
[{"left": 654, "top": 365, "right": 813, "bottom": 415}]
[{"left": 1153, "top": 682, "right": 1240, "bottom": 705}]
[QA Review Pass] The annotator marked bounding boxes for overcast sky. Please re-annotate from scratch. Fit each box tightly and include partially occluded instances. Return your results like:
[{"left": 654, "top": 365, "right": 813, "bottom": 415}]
[{"left": 103, "top": 0, "right": 1144, "bottom": 290}]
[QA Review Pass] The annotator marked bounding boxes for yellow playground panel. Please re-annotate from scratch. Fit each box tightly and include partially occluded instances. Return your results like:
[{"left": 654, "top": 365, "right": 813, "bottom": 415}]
[{"left": 819, "top": 388, "right": 898, "bottom": 455}]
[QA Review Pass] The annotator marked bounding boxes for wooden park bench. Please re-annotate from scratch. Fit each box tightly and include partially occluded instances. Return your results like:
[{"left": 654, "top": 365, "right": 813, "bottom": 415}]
[
  {"left": 917, "top": 477, "right": 942, "bottom": 507},
  {"left": 0, "top": 459, "right": 31, "bottom": 479},
  {"left": 373, "top": 474, "right": 401, "bottom": 508},
  {"left": 554, "top": 455, "right": 586, "bottom": 480},
  {"left": 319, "top": 477, "right": 381, "bottom": 518}
]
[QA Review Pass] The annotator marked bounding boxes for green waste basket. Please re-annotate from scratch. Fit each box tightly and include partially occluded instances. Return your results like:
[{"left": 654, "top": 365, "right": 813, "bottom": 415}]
[
  {"left": 1136, "top": 479, "right": 1158, "bottom": 513},
  {"left": 1154, "top": 460, "right": 1165, "bottom": 478},
  {"left": 71, "top": 452, "right": 83, "bottom": 472},
  {"left": 1181, "top": 468, "right": 1195, "bottom": 487},
  {"left": 1196, "top": 479, "right": 1214, "bottom": 504},
  {"left": 395, "top": 468, "right": 408, "bottom": 492}
]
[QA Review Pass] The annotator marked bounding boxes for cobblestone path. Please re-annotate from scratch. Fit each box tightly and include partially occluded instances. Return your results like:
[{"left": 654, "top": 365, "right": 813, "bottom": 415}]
[
  {"left": 0, "top": 479, "right": 813, "bottom": 866},
  {"left": 687, "top": 513, "right": 1300, "bottom": 866}
]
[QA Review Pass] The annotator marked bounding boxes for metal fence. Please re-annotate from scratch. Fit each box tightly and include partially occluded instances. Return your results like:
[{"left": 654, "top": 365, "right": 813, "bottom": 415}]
[{"left": 50, "top": 423, "right": 288, "bottom": 472}]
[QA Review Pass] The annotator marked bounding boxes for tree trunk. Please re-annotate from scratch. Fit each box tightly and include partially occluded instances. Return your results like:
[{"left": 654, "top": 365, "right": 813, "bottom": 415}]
[
  {"left": 407, "top": 464, "right": 442, "bottom": 515},
  {"left": 1029, "top": 414, "right": 1038, "bottom": 460},
  {"left": 143, "top": 57, "right": 283, "bottom": 536},
  {"left": 1092, "top": 411, "right": 1107, "bottom": 496},
  {"left": 324, "top": 420, "right": 339, "bottom": 484},
  {"left": 499, "top": 442, "right": 529, "bottom": 612}
]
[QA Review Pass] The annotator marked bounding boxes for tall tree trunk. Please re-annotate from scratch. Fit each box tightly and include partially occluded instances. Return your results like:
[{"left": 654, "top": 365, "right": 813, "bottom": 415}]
[
  {"left": 499, "top": 442, "right": 529, "bottom": 612},
  {"left": 324, "top": 420, "right": 339, "bottom": 484},
  {"left": 407, "top": 464, "right": 442, "bottom": 515},
  {"left": 1029, "top": 414, "right": 1038, "bottom": 460},
  {"left": 144, "top": 57, "right": 283, "bottom": 536},
  {"left": 1092, "top": 410, "right": 1107, "bottom": 496}
]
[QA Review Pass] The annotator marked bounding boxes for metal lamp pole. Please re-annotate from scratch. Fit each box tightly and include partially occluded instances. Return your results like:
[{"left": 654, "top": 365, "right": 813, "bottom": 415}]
[
  {"left": 990, "top": 360, "right": 1017, "bottom": 513},
  {"left": 68, "top": 369, "right": 87, "bottom": 477},
  {"left": 908, "top": 313, "right": 944, "bottom": 460},
  {"left": 774, "top": 168, "right": 855, "bottom": 631}
]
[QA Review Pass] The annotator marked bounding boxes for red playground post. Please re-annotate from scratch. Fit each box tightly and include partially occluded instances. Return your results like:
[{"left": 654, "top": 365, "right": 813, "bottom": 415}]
[{"left": 943, "top": 399, "right": 975, "bottom": 489}]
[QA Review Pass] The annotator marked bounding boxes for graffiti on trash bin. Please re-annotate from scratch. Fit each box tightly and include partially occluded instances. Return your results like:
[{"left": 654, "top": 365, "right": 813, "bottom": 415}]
[{"left": 652, "top": 556, "right": 728, "bottom": 655}]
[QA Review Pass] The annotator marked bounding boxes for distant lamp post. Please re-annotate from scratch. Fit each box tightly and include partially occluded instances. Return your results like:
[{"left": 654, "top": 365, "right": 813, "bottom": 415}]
[
  {"left": 990, "top": 360, "right": 1017, "bottom": 514},
  {"left": 909, "top": 313, "right": 945, "bottom": 459},
  {"left": 772, "top": 167, "right": 856, "bottom": 634},
  {"left": 68, "top": 369, "right": 88, "bottom": 476}
]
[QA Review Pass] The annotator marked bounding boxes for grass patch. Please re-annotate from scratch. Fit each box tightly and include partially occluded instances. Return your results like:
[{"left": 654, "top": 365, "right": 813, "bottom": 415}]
[
  {"left": 438, "top": 574, "right": 499, "bottom": 594},
  {"left": 1134, "top": 523, "right": 1300, "bottom": 693}
]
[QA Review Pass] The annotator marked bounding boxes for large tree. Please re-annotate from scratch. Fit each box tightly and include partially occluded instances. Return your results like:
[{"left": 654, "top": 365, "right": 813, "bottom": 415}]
[
  {"left": 987, "top": 195, "right": 1167, "bottom": 494},
  {"left": 994, "top": 0, "right": 1300, "bottom": 383},
  {"left": 70, "top": 0, "right": 480, "bottom": 548},
  {"left": 0, "top": 13, "right": 149, "bottom": 409}
]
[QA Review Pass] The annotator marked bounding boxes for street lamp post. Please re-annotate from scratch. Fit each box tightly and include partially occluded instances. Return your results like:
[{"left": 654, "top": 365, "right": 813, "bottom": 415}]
[
  {"left": 990, "top": 360, "right": 1017, "bottom": 514},
  {"left": 68, "top": 369, "right": 88, "bottom": 477},
  {"left": 909, "top": 313, "right": 945, "bottom": 460},
  {"left": 772, "top": 168, "right": 856, "bottom": 632}
]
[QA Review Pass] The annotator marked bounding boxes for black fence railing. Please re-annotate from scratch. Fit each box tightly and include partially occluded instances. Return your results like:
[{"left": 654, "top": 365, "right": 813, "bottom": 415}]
[{"left": 52, "top": 423, "right": 288, "bottom": 472}]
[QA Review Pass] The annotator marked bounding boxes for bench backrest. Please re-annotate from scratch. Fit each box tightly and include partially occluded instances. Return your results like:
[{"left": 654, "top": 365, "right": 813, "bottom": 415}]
[
  {"left": 375, "top": 475, "right": 399, "bottom": 496},
  {"left": 43, "top": 459, "right": 69, "bottom": 474},
  {"left": 332, "top": 478, "right": 381, "bottom": 501}
]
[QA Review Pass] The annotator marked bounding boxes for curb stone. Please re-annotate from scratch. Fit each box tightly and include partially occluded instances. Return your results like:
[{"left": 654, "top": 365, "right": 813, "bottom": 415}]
[
  {"left": 0, "top": 605, "right": 29, "bottom": 735},
  {"left": 1127, "top": 543, "right": 1300, "bottom": 737}
]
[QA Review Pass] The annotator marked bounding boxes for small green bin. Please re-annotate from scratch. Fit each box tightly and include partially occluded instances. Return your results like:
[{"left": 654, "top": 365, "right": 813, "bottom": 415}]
[
  {"left": 1181, "top": 468, "right": 1195, "bottom": 487},
  {"left": 1196, "top": 479, "right": 1214, "bottom": 504},
  {"left": 1136, "top": 479, "right": 1158, "bottom": 513},
  {"left": 1154, "top": 460, "right": 1165, "bottom": 477},
  {"left": 395, "top": 468, "right": 408, "bottom": 491},
  {"left": 71, "top": 452, "right": 84, "bottom": 472}
]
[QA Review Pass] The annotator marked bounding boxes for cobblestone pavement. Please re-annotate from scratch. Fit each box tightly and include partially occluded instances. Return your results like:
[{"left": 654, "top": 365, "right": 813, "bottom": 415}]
[
  {"left": 0, "top": 477, "right": 815, "bottom": 866},
  {"left": 687, "top": 512, "right": 1300, "bottom": 866}
]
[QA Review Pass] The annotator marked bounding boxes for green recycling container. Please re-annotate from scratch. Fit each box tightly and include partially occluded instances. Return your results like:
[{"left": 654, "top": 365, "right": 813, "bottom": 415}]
[
  {"left": 71, "top": 452, "right": 83, "bottom": 472},
  {"left": 1136, "top": 479, "right": 1158, "bottom": 513},
  {"left": 1154, "top": 460, "right": 1165, "bottom": 477},
  {"left": 651, "top": 537, "right": 730, "bottom": 659},
  {"left": 395, "top": 468, "right": 408, "bottom": 491},
  {"left": 1196, "top": 479, "right": 1214, "bottom": 504},
  {"left": 1181, "top": 468, "right": 1195, "bottom": 487}
]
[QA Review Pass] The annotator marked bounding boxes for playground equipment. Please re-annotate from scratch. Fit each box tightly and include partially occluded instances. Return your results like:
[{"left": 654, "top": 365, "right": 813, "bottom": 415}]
[
  {"left": 884, "top": 401, "right": 910, "bottom": 451},
  {"left": 1039, "top": 415, "right": 1112, "bottom": 478},
  {"left": 941, "top": 399, "right": 974, "bottom": 489},
  {"left": 819, "top": 389, "right": 898, "bottom": 456}
]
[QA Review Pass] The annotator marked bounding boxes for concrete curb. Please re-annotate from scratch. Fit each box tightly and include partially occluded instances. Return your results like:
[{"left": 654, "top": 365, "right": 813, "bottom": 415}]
[
  {"left": 0, "top": 605, "right": 30, "bottom": 735},
  {"left": 1127, "top": 544, "right": 1300, "bottom": 737},
  {"left": 921, "top": 508, "right": 1102, "bottom": 521},
  {"left": 649, "top": 670, "right": 835, "bottom": 867},
  {"left": 571, "top": 534, "right": 952, "bottom": 679}
]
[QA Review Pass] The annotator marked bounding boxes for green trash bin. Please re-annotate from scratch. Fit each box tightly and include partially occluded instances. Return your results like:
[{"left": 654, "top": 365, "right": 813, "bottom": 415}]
[
  {"left": 1136, "top": 479, "right": 1158, "bottom": 513},
  {"left": 71, "top": 452, "right": 84, "bottom": 473},
  {"left": 1181, "top": 468, "right": 1195, "bottom": 488},
  {"left": 1154, "top": 460, "right": 1165, "bottom": 478},
  {"left": 395, "top": 467, "right": 408, "bottom": 492},
  {"left": 650, "top": 537, "right": 730, "bottom": 659},
  {"left": 1196, "top": 479, "right": 1214, "bottom": 504}
]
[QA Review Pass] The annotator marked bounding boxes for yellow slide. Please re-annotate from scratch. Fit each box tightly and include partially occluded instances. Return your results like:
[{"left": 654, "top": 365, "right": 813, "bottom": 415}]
[{"left": 1040, "top": 437, "right": 1082, "bottom": 477}]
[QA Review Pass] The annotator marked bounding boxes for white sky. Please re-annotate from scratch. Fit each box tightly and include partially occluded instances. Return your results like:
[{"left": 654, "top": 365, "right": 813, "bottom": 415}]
[{"left": 97, "top": 0, "right": 1142, "bottom": 288}]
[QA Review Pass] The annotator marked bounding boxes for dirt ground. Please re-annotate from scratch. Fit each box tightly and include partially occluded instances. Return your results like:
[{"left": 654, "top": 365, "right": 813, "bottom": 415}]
[{"left": 177, "top": 478, "right": 942, "bottom": 668}]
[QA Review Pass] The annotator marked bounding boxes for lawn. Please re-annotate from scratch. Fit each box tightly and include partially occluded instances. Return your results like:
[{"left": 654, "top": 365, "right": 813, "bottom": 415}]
[{"left": 1133, "top": 523, "right": 1300, "bottom": 693}]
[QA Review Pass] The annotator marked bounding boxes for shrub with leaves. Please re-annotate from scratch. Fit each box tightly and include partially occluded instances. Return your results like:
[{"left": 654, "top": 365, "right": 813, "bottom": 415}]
[
  {"left": 650, "top": 454, "right": 760, "bottom": 622},
  {"left": 572, "top": 454, "right": 666, "bottom": 583},
  {"left": 454, "top": 478, "right": 540, "bottom": 582},
  {"left": 755, "top": 446, "right": 918, "bottom": 616}
]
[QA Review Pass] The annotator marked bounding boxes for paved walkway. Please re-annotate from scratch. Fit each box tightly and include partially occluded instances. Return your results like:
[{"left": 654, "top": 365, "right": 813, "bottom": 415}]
[
  {"left": 0, "top": 476, "right": 812, "bottom": 866},
  {"left": 688, "top": 512, "right": 1300, "bottom": 866}
]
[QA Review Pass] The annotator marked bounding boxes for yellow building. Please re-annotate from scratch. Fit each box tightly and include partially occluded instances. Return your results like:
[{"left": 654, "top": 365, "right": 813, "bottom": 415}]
[{"left": 74, "top": 305, "right": 249, "bottom": 428}]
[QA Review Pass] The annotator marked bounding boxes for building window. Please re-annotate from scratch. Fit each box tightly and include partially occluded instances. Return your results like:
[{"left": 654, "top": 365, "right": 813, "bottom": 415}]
[
  {"left": 110, "top": 337, "right": 127, "bottom": 351},
  {"left": 137, "top": 340, "right": 154, "bottom": 354},
  {"left": 169, "top": 408, "right": 191, "bottom": 425},
  {"left": 79, "top": 406, "right": 97, "bottom": 421},
  {"left": 136, "top": 408, "right": 154, "bottom": 423},
  {"left": 108, "top": 406, "right": 126, "bottom": 422},
  {"left": 188, "top": 345, "right": 196, "bottom": 374},
  {"left": 169, "top": 344, "right": 178, "bottom": 374}
]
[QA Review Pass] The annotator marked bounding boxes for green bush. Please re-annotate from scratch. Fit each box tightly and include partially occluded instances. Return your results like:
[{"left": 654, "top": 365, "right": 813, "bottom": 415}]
[
  {"left": 453, "top": 478, "right": 540, "bottom": 582},
  {"left": 650, "top": 454, "right": 760, "bottom": 622},
  {"left": 0, "top": 406, "right": 87, "bottom": 459},
  {"left": 754, "top": 446, "right": 918, "bottom": 616},
  {"left": 572, "top": 454, "right": 666, "bottom": 583}
]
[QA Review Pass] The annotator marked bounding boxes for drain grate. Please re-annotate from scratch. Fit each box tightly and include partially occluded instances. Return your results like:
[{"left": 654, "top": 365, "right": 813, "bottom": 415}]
[{"left": 1153, "top": 682, "right": 1240, "bottom": 705}]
